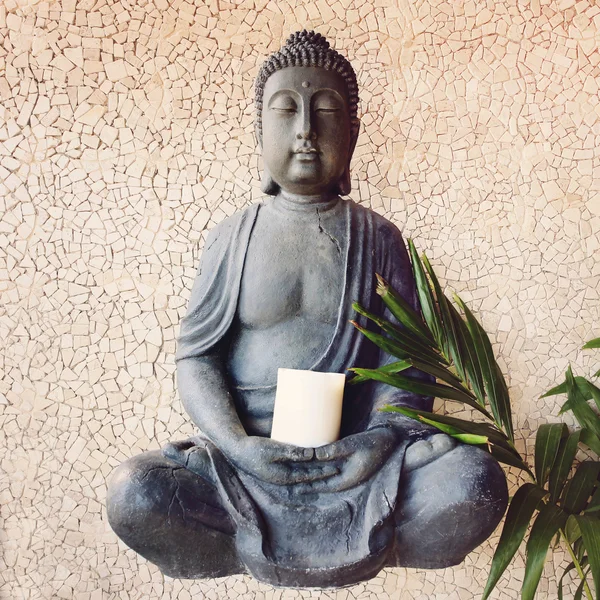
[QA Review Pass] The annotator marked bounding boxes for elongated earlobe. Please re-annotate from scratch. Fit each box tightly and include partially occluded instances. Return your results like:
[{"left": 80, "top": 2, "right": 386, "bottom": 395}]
[
  {"left": 336, "top": 119, "right": 359, "bottom": 196},
  {"left": 261, "top": 166, "right": 279, "bottom": 195},
  {"left": 337, "top": 166, "right": 352, "bottom": 196}
]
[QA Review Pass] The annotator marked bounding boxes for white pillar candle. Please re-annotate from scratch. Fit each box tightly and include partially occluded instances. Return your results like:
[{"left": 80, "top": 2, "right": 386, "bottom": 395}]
[{"left": 271, "top": 368, "right": 346, "bottom": 448}]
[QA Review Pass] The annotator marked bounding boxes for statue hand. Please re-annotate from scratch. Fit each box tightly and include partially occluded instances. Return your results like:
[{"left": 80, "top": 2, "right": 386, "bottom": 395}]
[
  {"left": 227, "top": 436, "right": 340, "bottom": 486},
  {"left": 403, "top": 433, "right": 457, "bottom": 473},
  {"left": 296, "top": 428, "right": 398, "bottom": 493}
]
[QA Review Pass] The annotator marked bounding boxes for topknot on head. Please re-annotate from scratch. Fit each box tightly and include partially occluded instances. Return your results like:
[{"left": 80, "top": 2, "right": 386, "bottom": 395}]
[{"left": 284, "top": 30, "right": 330, "bottom": 51}]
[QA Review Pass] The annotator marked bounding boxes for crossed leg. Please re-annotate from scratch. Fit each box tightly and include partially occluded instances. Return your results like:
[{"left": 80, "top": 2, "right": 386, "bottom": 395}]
[
  {"left": 106, "top": 450, "right": 244, "bottom": 579},
  {"left": 107, "top": 440, "right": 507, "bottom": 579},
  {"left": 391, "top": 443, "right": 508, "bottom": 568}
]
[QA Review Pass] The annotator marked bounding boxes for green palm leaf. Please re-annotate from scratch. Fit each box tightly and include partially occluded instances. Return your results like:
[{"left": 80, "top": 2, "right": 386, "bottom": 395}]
[
  {"left": 352, "top": 302, "right": 448, "bottom": 367},
  {"left": 349, "top": 359, "right": 411, "bottom": 384},
  {"left": 352, "top": 368, "right": 493, "bottom": 419},
  {"left": 489, "top": 444, "right": 533, "bottom": 475},
  {"left": 580, "top": 428, "right": 600, "bottom": 456},
  {"left": 482, "top": 483, "right": 547, "bottom": 600},
  {"left": 583, "top": 337, "right": 600, "bottom": 349},
  {"left": 421, "top": 253, "right": 466, "bottom": 382},
  {"left": 535, "top": 423, "right": 567, "bottom": 488},
  {"left": 447, "top": 300, "right": 486, "bottom": 404},
  {"left": 455, "top": 295, "right": 514, "bottom": 441},
  {"left": 561, "top": 462, "right": 600, "bottom": 514},
  {"left": 542, "top": 376, "right": 594, "bottom": 401},
  {"left": 407, "top": 239, "right": 443, "bottom": 348},
  {"left": 575, "top": 515, "right": 600, "bottom": 597},
  {"left": 522, "top": 502, "right": 568, "bottom": 600},
  {"left": 350, "top": 367, "right": 481, "bottom": 407},
  {"left": 403, "top": 357, "right": 474, "bottom": 397},
  {"left": 549, "top": 430, "right": 582, "bottom": 503},
  {"left": 558, "top": 557, "right": 589, "bottom": 600},
  {"left": 375, "top": 274, "right": 434, "bottom": 344},
  {"left": 566, "top": 367, "right": 600, "bottom": 441},
  {"left": 584, "top": 486, "right": 600, "bottom": 514}
]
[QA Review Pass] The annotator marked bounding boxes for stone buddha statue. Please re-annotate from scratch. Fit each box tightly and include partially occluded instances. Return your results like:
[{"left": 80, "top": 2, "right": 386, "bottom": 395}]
[{"left": 107, "top": 31, "right": 508, "bottom": 589}]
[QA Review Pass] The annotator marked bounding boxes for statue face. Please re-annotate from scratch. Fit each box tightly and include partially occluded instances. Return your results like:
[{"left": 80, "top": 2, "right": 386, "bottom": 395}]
[{"left": 261, "top": 66, "right": 353, "bottom": 196}]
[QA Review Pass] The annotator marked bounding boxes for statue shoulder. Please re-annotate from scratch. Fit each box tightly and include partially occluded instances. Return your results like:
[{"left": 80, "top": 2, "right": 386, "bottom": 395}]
[
  {"left": 202, "top": 202, "right": 262, "bottom": 249},
  {"left": 346, "top": 199, "right": 407, "bottom": 249}
]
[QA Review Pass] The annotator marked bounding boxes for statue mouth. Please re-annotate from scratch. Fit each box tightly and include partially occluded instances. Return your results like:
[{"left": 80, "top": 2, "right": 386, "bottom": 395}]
[{"left": 294, "top": 147, "right": 319, "bottom": 160}]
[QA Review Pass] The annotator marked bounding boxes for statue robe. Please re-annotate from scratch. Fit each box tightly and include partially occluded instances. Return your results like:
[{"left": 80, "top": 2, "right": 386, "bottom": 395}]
[{"left": 172, "top": 198, "right": 435, "bottom": 588}]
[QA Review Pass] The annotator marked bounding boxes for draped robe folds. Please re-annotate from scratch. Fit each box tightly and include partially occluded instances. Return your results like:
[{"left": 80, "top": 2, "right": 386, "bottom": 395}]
[{"left": 171, "top": 198, "right": 436, "bottom": 588}]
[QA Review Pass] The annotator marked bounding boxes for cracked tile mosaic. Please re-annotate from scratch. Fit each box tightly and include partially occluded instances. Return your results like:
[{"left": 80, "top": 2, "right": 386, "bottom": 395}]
[{"left": 1, "top": 0, "right": 599, "bottom": 598}]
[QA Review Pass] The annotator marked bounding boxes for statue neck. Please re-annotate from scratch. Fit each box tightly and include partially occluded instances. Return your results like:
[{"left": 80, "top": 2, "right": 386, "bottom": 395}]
[{"left": 275, "top": 191, "right": 341, "bottom": 213}]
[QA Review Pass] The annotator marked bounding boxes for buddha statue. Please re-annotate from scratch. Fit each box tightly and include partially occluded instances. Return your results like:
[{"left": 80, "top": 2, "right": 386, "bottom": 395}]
[{"left": 107, "top": 31, "right": 508, "bottom": 589}]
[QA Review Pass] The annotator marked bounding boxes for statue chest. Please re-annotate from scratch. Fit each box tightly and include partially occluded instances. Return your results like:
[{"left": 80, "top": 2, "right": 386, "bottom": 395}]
[{"left": 236, "top": 209, "right": 346, "bottom": 329}]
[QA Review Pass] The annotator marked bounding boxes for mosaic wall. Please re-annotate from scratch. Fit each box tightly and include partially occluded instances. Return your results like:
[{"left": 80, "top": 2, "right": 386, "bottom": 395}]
[{"left": 2, "top": 0, "right": 600, "bottom": 598}]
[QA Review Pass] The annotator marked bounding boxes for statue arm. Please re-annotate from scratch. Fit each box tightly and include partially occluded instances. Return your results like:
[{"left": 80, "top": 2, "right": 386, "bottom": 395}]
[{"left": 177, "top": 353, "right": 248, "bottom": 457}]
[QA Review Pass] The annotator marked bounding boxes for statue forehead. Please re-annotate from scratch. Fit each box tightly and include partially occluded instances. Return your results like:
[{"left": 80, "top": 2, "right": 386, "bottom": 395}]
[{"left": 263, "top": 66, "right": 349, "bottom": 101}]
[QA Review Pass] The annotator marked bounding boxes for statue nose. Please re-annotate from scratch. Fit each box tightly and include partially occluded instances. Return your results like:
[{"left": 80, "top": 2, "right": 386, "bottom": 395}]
[{"left": 296, "top": 131, "right": 317, "bottom": 140}]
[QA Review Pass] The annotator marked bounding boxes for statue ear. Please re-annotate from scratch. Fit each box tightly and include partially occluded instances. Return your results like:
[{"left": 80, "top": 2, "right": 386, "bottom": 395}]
[
  {"left": 261, "top": 165, "right": 279, "bottom": 195},
  {"left": 337, "top": 119, "right": 360, "bottom": 197},
  {"left": 257, "top": 124, "right": 279, "bottom": 195}
]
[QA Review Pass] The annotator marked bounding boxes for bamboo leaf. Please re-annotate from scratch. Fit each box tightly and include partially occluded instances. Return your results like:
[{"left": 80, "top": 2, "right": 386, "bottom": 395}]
[
  {"left": 407, "top": 240, "right": 443, "bottom": 347},
  {"left": 549, "top": 430, "right": 582, "bottom": 503},
  {"left": 562, "top": 462, "right": 600, "bottom": 514},
  {"left": 535, "top": 423, "right": 567, "bottom": 488},
  {"left": 351, "top": 368, "right": 493, "bottom": 418},
  {"left": 421, "top": 254, "right": 466, "bottom": 382},
  {"left": 482, "top": 483, "right": 548, "bottom": 600},
  {"left": 595, "top": 368, "right": 600, "bottom": 379},
  {"left": 522, "top": 503, "right": 568, "bottom": 600},
  {"left": 575, "top": 515, "right": 600, "bottom": 597},
  {"left": 352, "top": 302, "right": 447, "bottom": 367},
  {"left": 455, "top": 295, "right": 514, "bottom": 441},
  {"left": 447, "top": 300, "right": 487, "bottom": 404},
  {"left": 375, "top": 274, "right": 434, "bottom": 344},
  {"left": 350, "top": 359, "right": 411, "bottom": 384},
  {"left": 583, "top": 337, "right": 600, "bottom": 349},
  {"left": 566, "top": 367, "right": 600, "bottom": 441}
]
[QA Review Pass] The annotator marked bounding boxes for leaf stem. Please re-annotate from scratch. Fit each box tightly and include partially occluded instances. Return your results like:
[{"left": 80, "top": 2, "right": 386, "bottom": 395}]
[{"left": 560, "top": 529, "right": 593, "bottom": 600}]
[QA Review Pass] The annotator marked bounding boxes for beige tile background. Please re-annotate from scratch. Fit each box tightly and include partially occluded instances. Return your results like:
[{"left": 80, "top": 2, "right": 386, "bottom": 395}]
[{"left": 1, "top": 0, "right": 599, "bottom": 598}]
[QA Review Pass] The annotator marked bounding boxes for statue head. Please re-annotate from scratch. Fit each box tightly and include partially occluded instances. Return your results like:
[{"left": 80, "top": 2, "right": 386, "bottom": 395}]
[{"left": 255, "top": 31, "right": 360, "bottom": 197}]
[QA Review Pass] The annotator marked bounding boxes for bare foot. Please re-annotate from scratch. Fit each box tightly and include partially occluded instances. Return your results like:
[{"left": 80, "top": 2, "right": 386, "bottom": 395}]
[{"left": 403, "top": 434, "right": 457, "bottom": 473}]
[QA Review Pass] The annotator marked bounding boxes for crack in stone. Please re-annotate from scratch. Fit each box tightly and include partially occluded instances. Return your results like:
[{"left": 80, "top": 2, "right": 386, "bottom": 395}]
[
  {"left": 316, "top": 207, "right": 342, "bottom": 255},
  {"left": 342, "top": 500, "right": 354, "bottom": 555},
  {"left": 167, "top": 469, "right": 188, "bottom": 525},
  {"left": 140, "top": 465, "right": 174, "bottom": 481}
]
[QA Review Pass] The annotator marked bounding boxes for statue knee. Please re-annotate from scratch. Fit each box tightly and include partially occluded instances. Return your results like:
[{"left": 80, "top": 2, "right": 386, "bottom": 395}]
[
  {"left": 394, "top": 444, "right": 508, "bottom": 568},
  {"left": 107, "top": 451, "right": 180, "bottom": 538}
]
